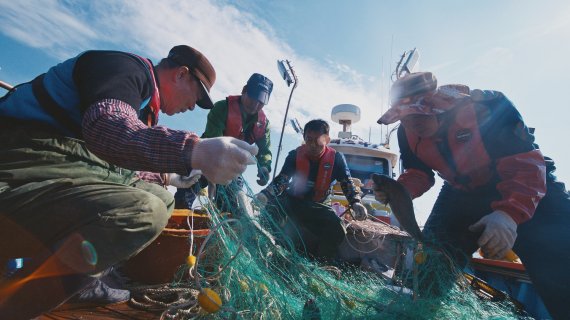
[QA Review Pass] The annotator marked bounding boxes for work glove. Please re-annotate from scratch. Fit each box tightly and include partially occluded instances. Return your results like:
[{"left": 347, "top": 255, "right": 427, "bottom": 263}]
[
  {"left": 257, "top": 167, "right": 270, "bottom": 186},
  {"left": 468, "top": 210, "right": 517, "bottom": 260},
  {"left": 253, "top": 192, "right": 269, "bottom": 209},
  {"left": 165, "top": 170, "right": 202, "bottom": 188},
  {"left": 191, "top": 137, "right": 258, "bottom": 185},
  {"left": 351, "top": 202, "right": 368, "bottom": 221}
]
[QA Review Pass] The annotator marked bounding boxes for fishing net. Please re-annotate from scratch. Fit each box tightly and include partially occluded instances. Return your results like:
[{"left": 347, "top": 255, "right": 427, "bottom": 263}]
[{"left": 129, "top": 179, "right": 529, "bottom": 320}]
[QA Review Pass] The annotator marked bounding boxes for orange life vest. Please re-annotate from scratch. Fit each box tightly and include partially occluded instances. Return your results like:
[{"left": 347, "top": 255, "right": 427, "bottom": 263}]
[
  {"left": 224, "top": 95, "right": 267, "bottom": 143},
  {"left": 404, "top": 103, "right": 492, "bottom": 190},
  {"left": 293, "top": 145, "right": 336, "bottom": 202},
  {"left": 132, "top": 54, "right": 160, "bottom": 127}
]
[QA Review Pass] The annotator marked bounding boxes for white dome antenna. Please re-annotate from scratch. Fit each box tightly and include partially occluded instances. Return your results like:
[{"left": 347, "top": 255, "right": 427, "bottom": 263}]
[{"left": 331, "top": 104, "right": 360, "bottom": 139}]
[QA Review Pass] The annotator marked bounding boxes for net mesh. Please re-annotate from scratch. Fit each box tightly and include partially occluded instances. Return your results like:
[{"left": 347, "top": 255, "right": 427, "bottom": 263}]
[{"left": 131, "top": 180, "right": 528, "bottom": 320}]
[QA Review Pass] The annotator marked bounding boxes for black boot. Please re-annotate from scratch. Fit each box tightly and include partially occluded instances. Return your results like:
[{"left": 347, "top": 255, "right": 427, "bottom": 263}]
[{"left": 67, "top": 277, "right": 130, "bottom": 306}]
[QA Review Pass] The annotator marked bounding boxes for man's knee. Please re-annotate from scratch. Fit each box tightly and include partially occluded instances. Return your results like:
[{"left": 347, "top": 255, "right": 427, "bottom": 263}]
[
  {"left": 139, "top": 192, "right": 170, "bottom": 239},
  {"left": 90, "top": 191, "right": 170, "bottom": 268}
]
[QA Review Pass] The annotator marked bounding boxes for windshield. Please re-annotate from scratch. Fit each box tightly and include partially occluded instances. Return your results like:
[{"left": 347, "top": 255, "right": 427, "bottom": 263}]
[{"left": 343, "top": 154, "right": 389, "bottom": 194}]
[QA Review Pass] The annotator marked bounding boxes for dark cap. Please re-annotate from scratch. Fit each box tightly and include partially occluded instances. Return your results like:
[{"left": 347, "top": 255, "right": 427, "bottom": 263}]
[
  {"left": 246, "top": 73, "right": 273, "bottom": 105},
  {"left": 167, "top": 45, "right": 216, "bottom": 109}
]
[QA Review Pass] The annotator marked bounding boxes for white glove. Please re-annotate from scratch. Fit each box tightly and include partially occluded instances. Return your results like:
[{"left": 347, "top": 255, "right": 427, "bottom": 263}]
[
  {"left": 190, "top": 137, "right": 258, "bottom": 185},
  {"left": 257, "top": 167, "right": 270, "bottom": 186},
  {"left": 253, "top": 192, "right": 269, "bottom": 209},
  {"left": 165, "top": 170, "right": 202, "bottom": 188},
  {"left": 468, "top": 210, "right": 517, "bottom": 260},
  {"left": 351, "top": 202, "right": 368, "bottom": 221}
]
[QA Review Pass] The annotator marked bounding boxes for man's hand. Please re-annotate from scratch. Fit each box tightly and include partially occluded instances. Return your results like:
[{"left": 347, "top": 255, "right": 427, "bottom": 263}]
[
  {"left": 468, "top": 210, "right": 517, "bottom": 260},
  {"left": 257, "top": 167, "right": 270, "bottom": 186},
  {"left": 166, "top": 170, "right": 202, "bottom": 188},
  {"left": 190, "top": 137, "right": 258, "bottom": 185},
  {"left": 352, "top": 202, "right": 368, "bottom": 221},
  {"left": 253, "top": 192, "right": 269, "bottom": 209}
]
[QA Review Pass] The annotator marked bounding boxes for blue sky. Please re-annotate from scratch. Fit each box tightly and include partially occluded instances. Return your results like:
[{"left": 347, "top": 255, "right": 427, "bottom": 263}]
[{"left": 1, "top": 0, "right": 569, "bottom": 225}]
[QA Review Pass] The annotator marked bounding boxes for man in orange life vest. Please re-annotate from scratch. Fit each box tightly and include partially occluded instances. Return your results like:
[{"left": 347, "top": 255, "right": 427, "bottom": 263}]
[
  {"left": 255, "top": 119, "right": 368, "bottom": 260},
  {"left": 375, "top": 72, "right": 570, "bottom": 319},
  {"left": 175, "top": 73, "right": 273, "bottom": 212}
]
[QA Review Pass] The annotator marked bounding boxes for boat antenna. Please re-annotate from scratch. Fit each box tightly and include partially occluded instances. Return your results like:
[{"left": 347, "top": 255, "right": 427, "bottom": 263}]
[
  {"left": 393, "top": 48, "right": 419, "bottom": 80},
  {"left": 273, "top": 60, "right": 298, "bottom": 179},
  {"left": 384, "top": 125, "right": 399, "bottom": 148},
  {"left": 384, "top": 48, "right": 420, "bottom": 147}
]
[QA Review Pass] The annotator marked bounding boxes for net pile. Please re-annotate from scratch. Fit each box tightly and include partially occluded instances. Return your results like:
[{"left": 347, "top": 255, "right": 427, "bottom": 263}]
[{"left": 131, "top": 181, "right": 527, "bottom": 320}]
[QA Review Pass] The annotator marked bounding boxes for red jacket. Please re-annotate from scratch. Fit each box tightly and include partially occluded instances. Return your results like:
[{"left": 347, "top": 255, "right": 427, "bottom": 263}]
[{"left": 397, "top": 92, "right": 546, "bottom": 224}]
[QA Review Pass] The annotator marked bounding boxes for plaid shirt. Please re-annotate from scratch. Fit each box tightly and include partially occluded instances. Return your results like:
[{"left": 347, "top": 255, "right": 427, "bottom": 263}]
[{"left": 82, "top": 98, "right": 199, "bottom": 178}]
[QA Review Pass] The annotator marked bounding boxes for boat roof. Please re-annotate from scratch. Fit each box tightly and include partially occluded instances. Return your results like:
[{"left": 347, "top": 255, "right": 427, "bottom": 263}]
[{"left": 329, "top": 138, "right": 399, "bottom": 168}]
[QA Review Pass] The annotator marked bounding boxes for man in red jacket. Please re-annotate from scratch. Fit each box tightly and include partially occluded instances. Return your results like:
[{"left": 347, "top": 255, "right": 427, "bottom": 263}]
[{"left": 375, "top": 72, "right": 570, "bottom": 319}]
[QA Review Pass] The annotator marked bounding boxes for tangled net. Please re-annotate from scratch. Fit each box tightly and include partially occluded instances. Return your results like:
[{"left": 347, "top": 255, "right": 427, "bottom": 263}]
[{"left": 129, "top": 180, "right": 529, "bottom": 320}]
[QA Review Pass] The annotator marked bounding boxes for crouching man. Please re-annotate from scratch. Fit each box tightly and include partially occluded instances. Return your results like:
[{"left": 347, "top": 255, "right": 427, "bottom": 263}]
[{"left": 255, "top": 119, "right": 367, "bottom": 261}]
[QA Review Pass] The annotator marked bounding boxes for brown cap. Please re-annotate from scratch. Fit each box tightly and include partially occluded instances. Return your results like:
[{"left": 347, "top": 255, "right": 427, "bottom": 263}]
[
  {"left": 377, "top": 72, "right": 469, "bottom": 125},
  {"left": 167, "top": 45, "right": 216, "bottom": 109}
]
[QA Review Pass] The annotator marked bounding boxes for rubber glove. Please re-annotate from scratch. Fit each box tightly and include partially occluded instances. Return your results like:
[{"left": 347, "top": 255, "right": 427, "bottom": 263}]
[
  {"left": 352, "top": 202, "right": 368, "bottom": 221},
  {"left": 165, "top": 170, "right": 202, "bottom": 188},
  {"left": 257, "top": 167, "right": 270, "bottom": 186},
  {"left": 468, "top": 210, "right": 517, "bottom": 260},
  {"left": 253, "top": 192, "right": 269, "bottom": 209},
  {"left": 191, "top": 137, "right": 258, "bottom": 185}
]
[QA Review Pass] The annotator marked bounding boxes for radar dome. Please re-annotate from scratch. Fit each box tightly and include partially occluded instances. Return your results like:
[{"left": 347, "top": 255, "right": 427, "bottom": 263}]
[{"left": 331, "top": 104, "right": 360, "bottom": 124}]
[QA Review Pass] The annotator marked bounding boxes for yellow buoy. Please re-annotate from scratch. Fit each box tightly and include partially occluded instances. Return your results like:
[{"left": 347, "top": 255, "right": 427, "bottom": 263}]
[
  {"left": 239, "top": 280, "right": 250, "bottom": 292},
  {"left": 503, "top": 250, "right": 519, "bottom": 262},
  {"left": 343, "top": 298, "right": 356, "bottom": 309},
  {"left": 186, "top": 255, "right": 196, "bottom": 267},
  {"left": 478, "top": 248, "right": 519, "bottom": 262},
  {"left": 308, "top": 279, "right": 324, "bottom": 295},
  {"left": 197, "top": 288, "right": 222, "bottom": 313},
  {"left": 258, "top": 283, "right": 269, "bottom": 295},
  {"left": 414, "top": 251, "right": 427, "bottom": 264}
]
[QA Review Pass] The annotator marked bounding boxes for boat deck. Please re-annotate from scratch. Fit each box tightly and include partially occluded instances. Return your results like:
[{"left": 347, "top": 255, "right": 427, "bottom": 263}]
[{"left": 40, "top": 302, "right": 160, "bottom": 320}]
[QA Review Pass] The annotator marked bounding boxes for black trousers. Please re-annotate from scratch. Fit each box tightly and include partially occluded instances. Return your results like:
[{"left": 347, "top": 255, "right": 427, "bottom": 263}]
[
  {"left": 423, "top": 180, "right": 570, "bottom": 320},
  {"left": 266, "top": 194, "right": 345, "bottom": 260}
]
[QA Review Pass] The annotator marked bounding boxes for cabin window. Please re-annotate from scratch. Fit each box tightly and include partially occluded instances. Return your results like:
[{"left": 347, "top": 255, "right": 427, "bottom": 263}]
[{"left": 343, "top": 154, "right": 389, "bottom": 194}]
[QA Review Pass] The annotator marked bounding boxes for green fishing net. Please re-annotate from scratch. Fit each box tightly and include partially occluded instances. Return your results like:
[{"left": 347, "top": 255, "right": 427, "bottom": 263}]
[{"left": 130, "top": 180, "right": 528, "bottom": 320}]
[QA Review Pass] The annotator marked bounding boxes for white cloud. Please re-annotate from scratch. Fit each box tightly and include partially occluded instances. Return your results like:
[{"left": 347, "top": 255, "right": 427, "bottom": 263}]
[
  {"left": 517, "top": 4, "right": 570, "bottom": 40},
  {"left": 443, "top": 47, "right": 514, "bottom": 82},
  {"left": 0, "top": 0, "right": 99, "bottom": 58},
  {"left": 0, "top": 0, "right": 387, "bottom": 142},
  {"left": 0, "top": 0, "right": 404, "bottom": 197}
]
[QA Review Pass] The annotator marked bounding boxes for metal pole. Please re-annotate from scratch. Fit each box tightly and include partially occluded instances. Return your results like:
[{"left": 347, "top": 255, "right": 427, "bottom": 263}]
[
  {"left": 0, "top": 80, "right": 14, "bottom": 91},
  {"left": 273, "top": 61, "right": 298, "bottom": 179}
]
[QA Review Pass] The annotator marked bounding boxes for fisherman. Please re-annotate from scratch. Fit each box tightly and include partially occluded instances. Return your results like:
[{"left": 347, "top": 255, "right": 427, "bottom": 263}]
[
  {"left": 255, "top": 119, "right": 368, "bottom": 260},
  {"left": 375, "top": 72, "right": 570, "bottom": 319},
  {"left": 175, "top": 73, "right": 274, "bottom": 213},
  {"left": 0, "top": 45, "right": 258, "bottom": 319}
]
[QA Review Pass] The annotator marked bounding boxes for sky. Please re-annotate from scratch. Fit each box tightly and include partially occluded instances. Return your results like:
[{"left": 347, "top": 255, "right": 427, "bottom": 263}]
[{"left": 1, "top": 0, "right": 569, "bottom": 226}]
